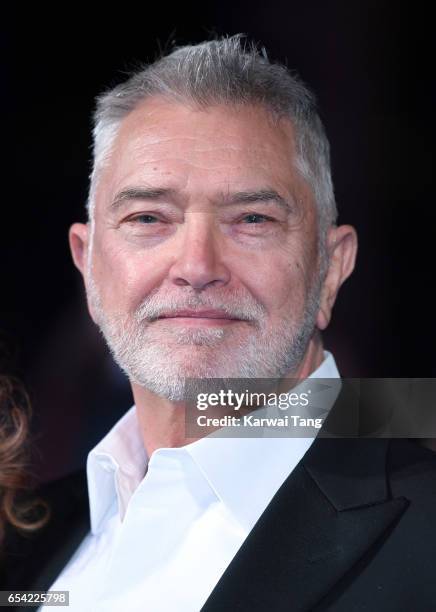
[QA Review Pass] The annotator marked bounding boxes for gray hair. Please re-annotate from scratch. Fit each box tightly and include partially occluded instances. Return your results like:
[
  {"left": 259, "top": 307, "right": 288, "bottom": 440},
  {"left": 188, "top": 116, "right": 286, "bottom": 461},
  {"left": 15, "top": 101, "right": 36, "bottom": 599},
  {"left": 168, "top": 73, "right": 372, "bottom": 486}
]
[{"left": 86, "top": 34, "right": 337, "bottom": 273}]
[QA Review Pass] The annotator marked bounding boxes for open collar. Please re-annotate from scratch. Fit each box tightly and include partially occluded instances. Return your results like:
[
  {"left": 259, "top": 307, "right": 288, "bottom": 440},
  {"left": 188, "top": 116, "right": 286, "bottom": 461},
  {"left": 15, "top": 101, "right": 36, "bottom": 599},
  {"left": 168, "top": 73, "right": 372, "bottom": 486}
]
[{"left": 87, "top": 351, "right": 339, "bottom": 535}]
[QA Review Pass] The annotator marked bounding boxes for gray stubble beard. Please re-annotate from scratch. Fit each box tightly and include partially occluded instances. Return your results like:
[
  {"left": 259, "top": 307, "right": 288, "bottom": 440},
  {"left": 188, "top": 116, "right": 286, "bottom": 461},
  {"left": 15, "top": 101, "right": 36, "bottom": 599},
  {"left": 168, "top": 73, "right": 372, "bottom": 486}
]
[{"left": 87, "top": 271, "right": 323, "bottom": 402}]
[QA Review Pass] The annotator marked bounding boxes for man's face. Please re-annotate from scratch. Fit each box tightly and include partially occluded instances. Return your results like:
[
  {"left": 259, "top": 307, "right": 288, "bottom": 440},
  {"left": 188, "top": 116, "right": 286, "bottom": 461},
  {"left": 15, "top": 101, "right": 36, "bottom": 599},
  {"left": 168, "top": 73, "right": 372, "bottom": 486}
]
[{"left": 79, "top": 99, "right": 325, "bottom": 400}]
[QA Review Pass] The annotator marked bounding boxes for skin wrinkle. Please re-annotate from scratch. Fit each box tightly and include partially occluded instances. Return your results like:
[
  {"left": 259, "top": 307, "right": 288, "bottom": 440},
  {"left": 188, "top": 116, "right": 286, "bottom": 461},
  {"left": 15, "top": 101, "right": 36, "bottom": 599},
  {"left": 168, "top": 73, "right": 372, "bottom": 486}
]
[
  {"left": 70, "top": 97, "right": 357, "bottom": 453},
  {"left": 96, "top": 100, "right": 301, "bottom": 204},
  {"left": 108, "top": 189, "right": 297, "bottom": 223},
  {"left": 99, "top": 170, "right": 309, "bottom": 249}
]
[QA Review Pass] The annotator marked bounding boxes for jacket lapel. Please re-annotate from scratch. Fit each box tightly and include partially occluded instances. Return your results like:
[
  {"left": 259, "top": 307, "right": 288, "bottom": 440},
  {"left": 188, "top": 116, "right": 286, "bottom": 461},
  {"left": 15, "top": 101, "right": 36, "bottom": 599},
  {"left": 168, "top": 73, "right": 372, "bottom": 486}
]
[{"left": 201, "top": 437, "right": 408, "bottom": 612}]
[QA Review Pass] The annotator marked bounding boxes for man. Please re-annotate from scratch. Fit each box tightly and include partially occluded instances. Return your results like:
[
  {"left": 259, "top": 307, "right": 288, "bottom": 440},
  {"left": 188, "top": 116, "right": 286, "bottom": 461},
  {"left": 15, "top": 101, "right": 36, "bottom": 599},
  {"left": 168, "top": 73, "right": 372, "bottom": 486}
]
[{"left": 4, "top": 35, "right": 436, "bottom": 610}]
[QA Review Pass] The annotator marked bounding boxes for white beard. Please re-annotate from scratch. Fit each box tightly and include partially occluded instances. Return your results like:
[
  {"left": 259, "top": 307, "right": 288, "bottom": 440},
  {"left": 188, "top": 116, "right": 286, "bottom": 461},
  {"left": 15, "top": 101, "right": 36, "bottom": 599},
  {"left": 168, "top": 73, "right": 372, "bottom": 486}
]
[{"left": 87, "top": 275, "right": 323, "bottom": 401}]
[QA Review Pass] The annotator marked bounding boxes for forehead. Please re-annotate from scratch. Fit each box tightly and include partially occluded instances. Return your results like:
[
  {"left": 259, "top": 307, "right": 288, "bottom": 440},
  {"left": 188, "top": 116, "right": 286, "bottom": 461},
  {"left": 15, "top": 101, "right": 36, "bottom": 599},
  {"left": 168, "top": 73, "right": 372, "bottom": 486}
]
[{"left": 95, "top": 97, "right": 307, "bottom": 211}]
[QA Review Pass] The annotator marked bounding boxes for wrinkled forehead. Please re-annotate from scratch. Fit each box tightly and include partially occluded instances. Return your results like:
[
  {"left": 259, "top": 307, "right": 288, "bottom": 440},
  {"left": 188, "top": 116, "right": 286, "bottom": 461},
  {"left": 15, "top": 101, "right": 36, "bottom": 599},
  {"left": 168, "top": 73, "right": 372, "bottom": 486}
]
[{"left": 93, "top": 97, "right": 311, "bottom": 215}]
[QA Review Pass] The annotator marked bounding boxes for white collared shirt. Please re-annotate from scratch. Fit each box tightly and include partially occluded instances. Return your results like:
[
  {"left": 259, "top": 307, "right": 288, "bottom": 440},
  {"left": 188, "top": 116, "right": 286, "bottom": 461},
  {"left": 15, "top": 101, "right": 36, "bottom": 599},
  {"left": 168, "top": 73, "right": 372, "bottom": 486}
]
[{"left": 42, "top": 351, "right": 339, "bottom": 612}]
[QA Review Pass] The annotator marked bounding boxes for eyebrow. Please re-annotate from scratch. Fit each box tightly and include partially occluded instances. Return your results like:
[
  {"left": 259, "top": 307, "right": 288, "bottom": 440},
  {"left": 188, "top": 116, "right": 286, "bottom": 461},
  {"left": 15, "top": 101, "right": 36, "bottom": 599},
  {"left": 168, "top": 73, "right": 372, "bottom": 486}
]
[
  {"left": 110, "top": 187, "right": 177, "bottom": 211},
  {"left": 109, "top": 186, "right": 295, "bottom": 214},
  {"left": 222, "top": 190, "right": 295, "bottom": 213}
]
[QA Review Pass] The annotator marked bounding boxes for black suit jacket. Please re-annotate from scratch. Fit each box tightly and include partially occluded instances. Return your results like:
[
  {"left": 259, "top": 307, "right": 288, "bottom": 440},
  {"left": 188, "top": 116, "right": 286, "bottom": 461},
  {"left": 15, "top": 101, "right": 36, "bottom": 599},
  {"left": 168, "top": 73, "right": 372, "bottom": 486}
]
[{"left": 2, "top": 393, "right": 436, "bottom": 611}]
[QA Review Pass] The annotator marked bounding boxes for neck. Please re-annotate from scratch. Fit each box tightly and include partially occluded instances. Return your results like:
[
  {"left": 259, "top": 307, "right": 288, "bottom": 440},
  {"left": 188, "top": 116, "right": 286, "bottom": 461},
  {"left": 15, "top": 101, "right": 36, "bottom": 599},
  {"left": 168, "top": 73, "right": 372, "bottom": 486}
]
[{"left": 133, "top": 331, "right": 325, "bottom": 458}]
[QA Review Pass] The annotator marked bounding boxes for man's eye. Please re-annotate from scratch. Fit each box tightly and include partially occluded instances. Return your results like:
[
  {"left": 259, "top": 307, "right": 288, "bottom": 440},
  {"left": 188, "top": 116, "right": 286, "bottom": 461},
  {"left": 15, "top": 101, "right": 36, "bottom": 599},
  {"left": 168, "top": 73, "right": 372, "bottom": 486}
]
[
  {"left": 241, "top": 214, "right": 272, "bottom": 224},
  {"left": 132, "top": 214, "right": 159, "bottom": 224}
]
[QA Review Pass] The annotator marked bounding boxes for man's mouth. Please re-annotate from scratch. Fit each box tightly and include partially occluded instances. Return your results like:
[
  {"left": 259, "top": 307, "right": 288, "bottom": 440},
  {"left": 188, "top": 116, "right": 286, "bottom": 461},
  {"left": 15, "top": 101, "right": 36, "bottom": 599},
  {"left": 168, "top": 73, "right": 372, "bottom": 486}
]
[{"left": 155, "top": 309, "right": 244, "bottom": 326}]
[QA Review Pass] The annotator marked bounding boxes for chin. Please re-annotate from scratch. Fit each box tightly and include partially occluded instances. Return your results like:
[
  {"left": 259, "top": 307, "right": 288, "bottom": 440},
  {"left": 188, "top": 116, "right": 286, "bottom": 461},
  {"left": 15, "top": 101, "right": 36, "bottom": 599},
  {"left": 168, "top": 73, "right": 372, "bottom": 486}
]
[{"left": 129, "top": 354, "right": 242, "bottom": 390}]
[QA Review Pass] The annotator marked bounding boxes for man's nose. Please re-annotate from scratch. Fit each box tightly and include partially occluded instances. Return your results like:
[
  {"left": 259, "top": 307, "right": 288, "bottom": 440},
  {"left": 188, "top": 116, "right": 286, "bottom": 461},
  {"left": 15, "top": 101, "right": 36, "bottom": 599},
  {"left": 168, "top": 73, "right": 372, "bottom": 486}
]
[{"left": 168, "top": 214, "right": 231, "bottom": 290}]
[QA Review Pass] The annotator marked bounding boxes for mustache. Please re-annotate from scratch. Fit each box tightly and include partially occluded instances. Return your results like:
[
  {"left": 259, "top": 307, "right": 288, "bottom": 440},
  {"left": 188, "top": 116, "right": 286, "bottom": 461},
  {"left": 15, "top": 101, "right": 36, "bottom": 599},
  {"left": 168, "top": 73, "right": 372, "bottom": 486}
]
[{"left": 134, "top": 289, "right": 267, "bottom": 323}]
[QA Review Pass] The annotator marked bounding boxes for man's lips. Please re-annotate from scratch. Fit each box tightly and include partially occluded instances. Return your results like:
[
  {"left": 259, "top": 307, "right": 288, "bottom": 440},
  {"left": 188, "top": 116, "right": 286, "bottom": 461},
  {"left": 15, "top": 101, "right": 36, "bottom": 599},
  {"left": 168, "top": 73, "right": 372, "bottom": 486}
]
[
  {"left": 154, "top": 309, "right": 245, "bottom": 326},
  {"left": 158, "top": 309, "right": 240, "bottom": 320}
]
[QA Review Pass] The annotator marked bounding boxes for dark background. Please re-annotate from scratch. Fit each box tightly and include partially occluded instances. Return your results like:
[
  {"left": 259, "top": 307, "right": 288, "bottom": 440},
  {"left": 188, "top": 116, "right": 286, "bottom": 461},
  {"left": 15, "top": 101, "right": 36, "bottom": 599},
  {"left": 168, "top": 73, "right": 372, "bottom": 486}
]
[{"left": 1, "top": 2, "right": 434, "bottom": 481}]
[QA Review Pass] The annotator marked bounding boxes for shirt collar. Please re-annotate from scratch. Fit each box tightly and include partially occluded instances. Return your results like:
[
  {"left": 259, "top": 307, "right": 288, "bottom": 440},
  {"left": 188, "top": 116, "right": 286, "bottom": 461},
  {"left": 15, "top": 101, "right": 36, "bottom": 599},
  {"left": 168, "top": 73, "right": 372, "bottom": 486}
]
[
  {"left": 183, "top": 350, "right": 340, "bottom": 531},
  {"left": 87, "top": 407, "right": 147, "bottom": 534},
  {"left": 87, "top": 350, "right": 340, "bottom": 534}
]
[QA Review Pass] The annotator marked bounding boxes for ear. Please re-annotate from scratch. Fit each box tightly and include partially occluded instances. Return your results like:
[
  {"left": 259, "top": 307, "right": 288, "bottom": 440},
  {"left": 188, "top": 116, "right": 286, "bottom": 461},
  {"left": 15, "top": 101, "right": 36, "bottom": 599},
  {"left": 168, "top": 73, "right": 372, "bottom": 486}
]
[
  {"left": 69, "top": 222, "right": 100, "bottom": 323},
  {"left": 69, "top": 222, "right": 89, "bottom": 276},
  {"left": 316, "top": 224, "right": 358, "bottom": 330}
]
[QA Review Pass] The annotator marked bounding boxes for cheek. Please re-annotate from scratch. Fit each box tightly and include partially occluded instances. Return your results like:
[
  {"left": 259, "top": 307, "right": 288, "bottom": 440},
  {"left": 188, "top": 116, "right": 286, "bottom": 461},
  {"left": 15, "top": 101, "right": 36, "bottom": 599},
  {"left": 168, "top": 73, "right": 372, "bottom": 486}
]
[
  {"left": 237, "top": 251, "right": 310, "bottom": 316},
  {"left": 91, "top": 239, "right": 167, "bottom": 311}
]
